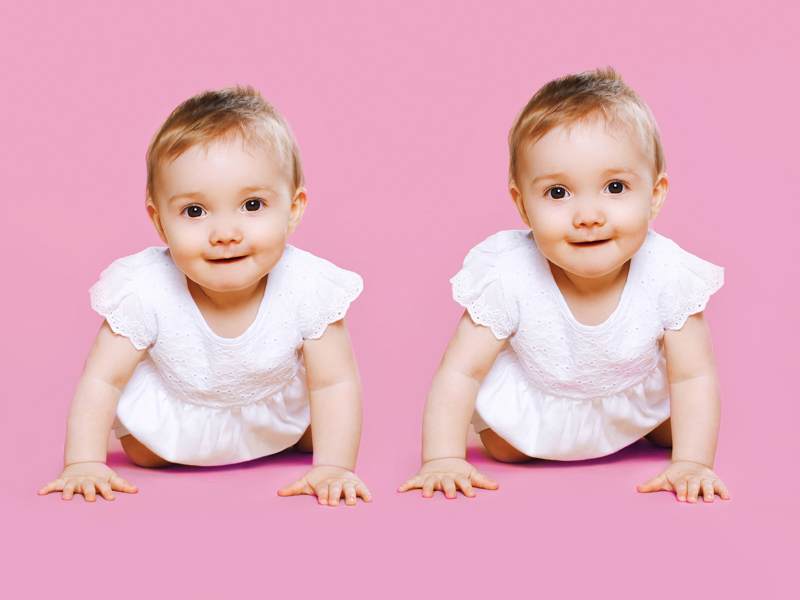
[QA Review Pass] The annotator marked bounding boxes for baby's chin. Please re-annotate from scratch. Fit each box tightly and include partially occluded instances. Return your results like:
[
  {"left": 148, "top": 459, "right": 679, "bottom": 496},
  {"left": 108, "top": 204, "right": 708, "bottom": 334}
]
[
  {"left": 548, "top": 257, "right": 633, "bottom": 282},
  {"left": 185, "top": 273, "right": 270, "bottom": 297}
]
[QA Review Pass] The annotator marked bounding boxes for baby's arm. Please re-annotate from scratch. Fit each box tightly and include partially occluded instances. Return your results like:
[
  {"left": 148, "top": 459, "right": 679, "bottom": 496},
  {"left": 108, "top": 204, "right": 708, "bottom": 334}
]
[
  {"left": 637, "top": 312, "right": 731, "bottom": 503},
  {"left": 277, "top": 319, "right": 372, "bottom": 506},
  {"left": 39, "top": 321, "right": 144, "bottom": 501},
  {"left": 398, "top": 310, "right": 506, "bottom": 498}
]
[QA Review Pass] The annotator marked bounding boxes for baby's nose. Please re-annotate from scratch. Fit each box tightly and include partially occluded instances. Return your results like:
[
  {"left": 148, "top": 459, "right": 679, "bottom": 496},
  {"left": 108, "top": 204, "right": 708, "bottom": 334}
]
[
  {"left": 573, "top": 200, "right": 606, "bottom": 227},
  {"left": 209, "top": 219, "right": 243, "bottom": 244}
]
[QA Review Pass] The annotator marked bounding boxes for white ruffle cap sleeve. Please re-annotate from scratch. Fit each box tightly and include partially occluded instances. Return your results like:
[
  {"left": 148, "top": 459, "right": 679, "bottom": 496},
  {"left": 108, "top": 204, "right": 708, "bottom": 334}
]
[
  {"left": 89, "top": 253, "right": 157, "bottom": 350},
  {"left": 657, "top": 236, "right": 724, "bottom": 331},
  {"left": 450, "top": 231, "right": 522, "bottom": 340},
  {"left": 293, "top": 250, "right": 363, "bottom": 340}
]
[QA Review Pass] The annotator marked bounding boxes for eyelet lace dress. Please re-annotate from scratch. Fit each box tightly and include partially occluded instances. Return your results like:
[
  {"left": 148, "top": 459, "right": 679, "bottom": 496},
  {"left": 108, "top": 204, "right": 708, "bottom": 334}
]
[
  {"left": 89, "top": 245, "right": 362, "bottom": 466},
  {"left": 451, "top": 229, "right": 723, "bottom": 460}
]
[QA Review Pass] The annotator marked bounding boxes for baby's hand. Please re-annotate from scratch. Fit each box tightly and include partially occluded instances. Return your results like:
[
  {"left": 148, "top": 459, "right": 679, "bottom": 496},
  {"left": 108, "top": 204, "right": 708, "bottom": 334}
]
[
  {"left": 39, "top": 462, "right": 138, "bottom": 502},
  {"left": 398, "top": 457, "right": 499, "bottom": 499},
  {"left": 277, "top": 465, "right": 373, "bottom": 507},
  {"left": 637, "top": 460, "right": 731, "bottom": 503}
]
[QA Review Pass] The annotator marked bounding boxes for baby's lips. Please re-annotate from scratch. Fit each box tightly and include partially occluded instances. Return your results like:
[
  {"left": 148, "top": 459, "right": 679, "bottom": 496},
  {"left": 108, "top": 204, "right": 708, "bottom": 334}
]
[
  {"left": 206, "top": 255, "right": 247, "bottom": 263},
  {"left": 570, "top": 238, "right": 610, "bottom": 245}
]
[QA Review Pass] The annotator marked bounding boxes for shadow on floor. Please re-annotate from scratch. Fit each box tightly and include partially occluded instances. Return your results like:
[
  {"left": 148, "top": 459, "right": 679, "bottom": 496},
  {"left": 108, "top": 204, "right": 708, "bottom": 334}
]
[
  {"left": 467, "top": 437, "right": 671, "bottom": 470},
  {"left": 106, "top": 446, "right": 312, "bottom": 473}
]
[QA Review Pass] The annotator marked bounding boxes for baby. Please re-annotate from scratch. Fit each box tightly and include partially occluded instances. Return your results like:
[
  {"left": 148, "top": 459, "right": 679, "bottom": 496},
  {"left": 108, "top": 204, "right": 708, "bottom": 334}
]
[
  {"left": 40, "top": 86, "right": 371, "bottom": 506},
  {"left": 400, "top": 68, "right": 730, "bottom": 503}
]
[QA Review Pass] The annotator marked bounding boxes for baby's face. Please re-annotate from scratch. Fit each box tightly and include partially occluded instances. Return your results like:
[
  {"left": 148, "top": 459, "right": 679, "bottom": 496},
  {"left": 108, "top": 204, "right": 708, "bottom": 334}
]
[
  {"left": 511, "top": 120, "right": 667, "bottom": 284},
  {"left": 147, "top": 138, "right": 305, "bottom": 295}
]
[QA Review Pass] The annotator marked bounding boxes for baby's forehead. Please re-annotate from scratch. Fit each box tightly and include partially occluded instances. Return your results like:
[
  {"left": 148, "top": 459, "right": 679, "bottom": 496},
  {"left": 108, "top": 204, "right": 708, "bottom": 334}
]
[
  {"left": 541, "top": 116, "right": 642, "bottom": 145},
  {"left": 188, "top": 134, "right": 283, "bottom": 161},
  {"left": 150, "top": 136, "right": 293, "bottom": 197},
  {"left": 525, "top": 117, "right": 654, "bottom": 164},
  {"left": 158, "top": 135, "right": 288, "bottom": 175}
]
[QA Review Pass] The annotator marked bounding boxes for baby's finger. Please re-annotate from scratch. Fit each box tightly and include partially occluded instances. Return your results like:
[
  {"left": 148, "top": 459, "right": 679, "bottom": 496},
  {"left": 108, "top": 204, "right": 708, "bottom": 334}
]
[
  {"left": 277, "top": 479, "right": 307, "bottom": 497},
  {"left": 397, "top": 476, "right": 421, "bottom": 493},
  {"left": 62, "top": 479, "right": 78, "bottom": 501},
  {"left": 714, "top": 479, "right": 731, "bottom": 500},
  {"left": 110, "top": 475, "right": 138, "bottom": 494},
  {"left": 441, "top": 476, "right": 457, "bottom": 499},
  {"left": 38, "top": 479, "right": 65, "bottom": 496},
  {"left": 97, "top": 481, "right": 116, "bottom": 501},
  {"left": 701, "top": 480, "right": 715, "bottom": 503},
  {"left": 328, "top": 483, "right": 343, "bottom": 507},
  {"left": 315, "top": 483, "right": 329, "bottom": 506},
  {"left": 455, "top": 476, "right": 476, "bottom": 498},
  {"left": 355, "top": 483, "right": 373, "bottom": 503},
  {"left": 636, "top": 474, "right": 667, "bottom": 494},
  {"left": 470, "top": 471, "right": 499, "bottom": 490},
  {"left": 81, "top": 480, "right": 97, "bottom": 502},
  {"left": 342, "top": 482, "right": 357, "bottom": 506},
  {"left": 422, "top": 476, "right": 438, "bottom": 498},
  {"left": 675, "top": 479, "right": 688, "bottom": 502},
  {"left": 686, "top": 479, "right": 701, "bottom": 504}
]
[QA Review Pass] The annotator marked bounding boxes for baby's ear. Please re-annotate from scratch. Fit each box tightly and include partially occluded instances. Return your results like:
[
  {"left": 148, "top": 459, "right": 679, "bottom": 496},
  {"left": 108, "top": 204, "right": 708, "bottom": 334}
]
[
  {"left": 509, "top": 181, "right": 532, "bottom": 228},
  {"left": 146, "top": 197, "right": 169, "bottom": 245},
  {"left": 287, "top": 187, "right": 308, "bottom": 235},
  {"left": 649, "top": 173, "right": 669, "bottom": 221}
]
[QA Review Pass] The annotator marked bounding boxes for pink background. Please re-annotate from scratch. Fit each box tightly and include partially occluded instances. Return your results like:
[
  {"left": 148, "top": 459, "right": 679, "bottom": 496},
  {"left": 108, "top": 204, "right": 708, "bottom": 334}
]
[{"left": 2, "top": 1, "right": 797, "bottom": 598}]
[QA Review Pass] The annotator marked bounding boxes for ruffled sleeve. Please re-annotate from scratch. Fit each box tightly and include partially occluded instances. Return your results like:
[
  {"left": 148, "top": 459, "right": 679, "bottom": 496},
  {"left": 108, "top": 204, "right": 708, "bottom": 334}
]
[
  {"left": 292, "top": 250, "right": 363, "bottom": 340},
  {"left": 89, "top": 254, "right": 157, "bottom": 350},
  {"left": 658, "top": 240, "right": 724, "bottom": 331},
  {"left": 450, "top": 232, "right": 522, "bottom": 340}
]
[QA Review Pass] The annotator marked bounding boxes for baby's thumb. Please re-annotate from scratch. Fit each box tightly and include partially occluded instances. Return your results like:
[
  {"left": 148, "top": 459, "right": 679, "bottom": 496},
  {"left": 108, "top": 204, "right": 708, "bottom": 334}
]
[
  {"left": 277, "top": 479, "right": 306, "bottom": 497},
  {"left": 637, "top": 473, "right": 667, "bottom": 494}
]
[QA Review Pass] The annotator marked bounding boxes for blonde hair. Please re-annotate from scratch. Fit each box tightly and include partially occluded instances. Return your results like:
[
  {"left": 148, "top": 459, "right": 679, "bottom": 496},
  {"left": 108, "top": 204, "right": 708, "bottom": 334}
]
[
  {"left": 508, "top": 68, "right": 665, "bottom": 182},
  {"left": 146, "top": 86, "right": 304, "bottom": 198}
]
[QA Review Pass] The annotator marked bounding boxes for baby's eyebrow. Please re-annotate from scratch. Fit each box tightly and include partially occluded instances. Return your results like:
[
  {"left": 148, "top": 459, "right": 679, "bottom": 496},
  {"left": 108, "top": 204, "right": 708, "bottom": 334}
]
[
  {"left": 602, "top": 168, "right": 641, "bottom": 180},
  {"left": 167, "top": 191, "right": 204, "bottom": 205},
  {"left": 529, "top": 172, "right": 569, "bottom": 186},
  {"left": 166, "top": 186, "right": 277, "bottom": 205},
  {"left": 239, "top": 186, "right": 277, "bottom": 196}
]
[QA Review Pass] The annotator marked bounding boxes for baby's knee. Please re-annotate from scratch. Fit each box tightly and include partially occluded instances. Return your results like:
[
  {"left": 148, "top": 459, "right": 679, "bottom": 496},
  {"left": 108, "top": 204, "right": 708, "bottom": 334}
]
[
  {"left": 479, "top": 429, "right": 532, "bottom": 463},
  {"left": 293, "top": 426, "right": 313, "bottom": 453},
  {"left": 644, "top": 418, "right": 673, "bottom": 448},
  {"left": 120, "top": 435, "right": 171, "bottom": 468}
]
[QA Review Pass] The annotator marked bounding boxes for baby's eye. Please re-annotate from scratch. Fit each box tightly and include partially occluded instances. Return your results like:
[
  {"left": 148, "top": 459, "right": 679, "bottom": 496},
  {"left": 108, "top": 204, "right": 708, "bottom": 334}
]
[
  {"left": 546, "top": 186, "right": 569, "bottom": 200},
  {"left": 182, "top": 205, "right": 206, "bottom": 218},
  {"left": 243, "top": 199, "right": 264, "bottom": 212},
  {"left": 605, "top": 181, "right": 627, "bottom": 194}
]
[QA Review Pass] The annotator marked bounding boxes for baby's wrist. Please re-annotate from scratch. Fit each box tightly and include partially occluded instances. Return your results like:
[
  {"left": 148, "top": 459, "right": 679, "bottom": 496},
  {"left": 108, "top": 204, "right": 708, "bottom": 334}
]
[
  {"left": 311, "top": 462, "right": 354, "bottom": 473},
  {"left": 63, "top": 459, "right": 107, "bottom": 468},
  {"left": 670, "top": 458, "right": 713, "bottom": 469},
  {"left": 422, "top": 455, "right": 466, "bottom": 464}
]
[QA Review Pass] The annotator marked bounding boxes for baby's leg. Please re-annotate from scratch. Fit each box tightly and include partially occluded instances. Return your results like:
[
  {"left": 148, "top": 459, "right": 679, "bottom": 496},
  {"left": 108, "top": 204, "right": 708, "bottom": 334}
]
[
  {"left": 644, "top": 418, "right": 673, "bottom": 448},
  {"left": 294, "top": 426, "right": 313, "bottom": 453},
  {"left": 479, "top": 429, "right": 532, "bottom": 463},
  {"left": 120, "top": 435, "right": 172, "bottom": 468}
]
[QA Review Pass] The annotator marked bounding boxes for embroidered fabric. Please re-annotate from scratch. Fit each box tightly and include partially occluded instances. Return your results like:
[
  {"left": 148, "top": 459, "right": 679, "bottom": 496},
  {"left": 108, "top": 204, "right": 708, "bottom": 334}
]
[
  {"left": 659, "top": 250, "right": 724, "bottom": 331},
  {"left": 88, "top": 245, "right": 362, "bottom": 465},
  {"left": 451, "top": 229, "right": 724, "bottom": 460},
  {"left": 451, "top": 233, "right": 519, "bottom": 339},
  {"left": 90, "top": 260, "right": 155, "bottom": 351}
]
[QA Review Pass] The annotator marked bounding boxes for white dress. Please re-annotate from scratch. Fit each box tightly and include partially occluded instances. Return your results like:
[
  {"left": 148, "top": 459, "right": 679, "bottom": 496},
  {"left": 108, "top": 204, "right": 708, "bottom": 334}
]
[
  {"left": 451, "top": 229, "right": 724, "bottom": 461},
  {"left": 89, "top": 245, "right": 362, "bottom": 466}
]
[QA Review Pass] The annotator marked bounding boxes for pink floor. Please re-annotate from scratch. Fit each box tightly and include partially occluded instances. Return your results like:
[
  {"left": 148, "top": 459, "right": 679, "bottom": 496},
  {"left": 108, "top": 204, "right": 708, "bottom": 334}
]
[{"left": 3, "top": 2, "right": 798, "bottom": 598}]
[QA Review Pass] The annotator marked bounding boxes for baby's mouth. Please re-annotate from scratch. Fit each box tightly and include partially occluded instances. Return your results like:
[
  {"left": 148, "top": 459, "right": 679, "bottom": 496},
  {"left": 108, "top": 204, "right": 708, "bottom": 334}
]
[
  {"left": 571, "top": 239, "right": 610, "bottom": 247},
  {"left": 207, "top": 256, "right": 247, "bottom": 264}
]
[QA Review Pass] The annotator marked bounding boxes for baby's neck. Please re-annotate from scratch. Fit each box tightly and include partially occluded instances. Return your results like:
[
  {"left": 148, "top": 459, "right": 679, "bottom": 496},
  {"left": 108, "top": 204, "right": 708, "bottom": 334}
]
[
  {"left": 550, "top": 262, "right": 630, "bottom": 326},
  {"left": 187, "top": 276, "right": 268, "bottom": 338}
]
